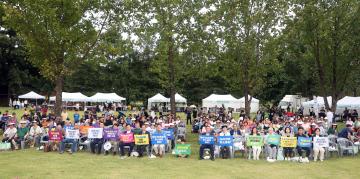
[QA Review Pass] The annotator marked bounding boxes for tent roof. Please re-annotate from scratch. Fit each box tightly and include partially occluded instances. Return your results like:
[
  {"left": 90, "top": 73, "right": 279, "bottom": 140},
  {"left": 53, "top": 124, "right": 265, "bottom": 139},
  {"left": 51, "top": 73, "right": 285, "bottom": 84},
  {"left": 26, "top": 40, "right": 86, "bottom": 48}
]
[
  {"left": 203, "top": 94, "right": 238, "bottom": 102},
  {"left": 148, "top": 93, "right": 170, "bottom": 103},
  {"left": 89, "top": 93, "right": 126, "bottom": 102},
  {"left": 18, "top": 91, "right": 45, "bottom": 99},
  {"left": 337, "top": 96, "right": 360, "bottom": 107},
  {"left": 50, "top": 92, "right": 90, "bottom": 102},
  {"left": 302, "top": 96, "right": 332, "bottom": 107},
  {"left": 175, "top": 93, "right": 187, "bottom": 103},
  {"left": 238, "top": 95, "right": 259, "bottom": 102}
]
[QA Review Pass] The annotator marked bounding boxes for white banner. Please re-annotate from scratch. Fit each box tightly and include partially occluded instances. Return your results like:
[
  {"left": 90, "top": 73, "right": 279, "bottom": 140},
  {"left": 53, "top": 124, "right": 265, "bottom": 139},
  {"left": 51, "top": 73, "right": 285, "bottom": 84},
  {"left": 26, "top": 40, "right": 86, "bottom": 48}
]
[
  {"left": 65, "top": 129, "right": 80, "bottom": 139},
  {"left": 88, "top": 128, "right": 103, "bottom": 139},
  {"left": 313, "top": 137, "right": 329, "bottom": 148}
]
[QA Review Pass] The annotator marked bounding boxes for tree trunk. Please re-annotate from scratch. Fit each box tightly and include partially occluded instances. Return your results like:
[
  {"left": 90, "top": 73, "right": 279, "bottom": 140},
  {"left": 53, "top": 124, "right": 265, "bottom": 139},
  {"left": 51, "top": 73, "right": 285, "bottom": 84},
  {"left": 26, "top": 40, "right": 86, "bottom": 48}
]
[
  {"left": 330, "top": 14, "right": 339, "bottom": 112},
  {"left": 167, "top": 38, "right": 176, "bottom": 115},
  {"left": 313, "top": 37, "right": 330, "bottom": 110},
  {"left": 54, "top": 74, "right": 64, "bottom": 117}
]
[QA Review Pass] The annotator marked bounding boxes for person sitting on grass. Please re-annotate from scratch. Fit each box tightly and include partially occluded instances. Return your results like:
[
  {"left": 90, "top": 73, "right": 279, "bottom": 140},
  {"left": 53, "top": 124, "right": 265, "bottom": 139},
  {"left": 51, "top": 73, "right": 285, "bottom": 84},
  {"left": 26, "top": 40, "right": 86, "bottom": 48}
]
[
  {"left": 199, "top": 125, "right": 215, "bottom": 161},
  {"left": 15, "top": 120, "right": 29, "bottom": 149},
  {"left": 119, "top": 124, "right": 135, "bottom": 159},
  {"left": 2, "top": 123, "right": 17, "bottom": 150},
  {"left": 152, "top": 124, "right": 166, "bottom": 158},
  {"left": 296, "top": 127, "right": 310, "bottom": 163},
  {"left": 59, "top": 120, "right": 77, "bottom": 154}
]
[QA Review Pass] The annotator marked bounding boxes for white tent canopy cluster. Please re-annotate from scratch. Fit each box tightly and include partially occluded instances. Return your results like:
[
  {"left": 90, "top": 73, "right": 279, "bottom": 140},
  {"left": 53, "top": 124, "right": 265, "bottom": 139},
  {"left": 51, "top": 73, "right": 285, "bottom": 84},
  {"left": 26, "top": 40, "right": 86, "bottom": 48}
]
[
  {"left": 49, "top": 92, "right": 126, "bottom": 102},
  {"left": 202, "top": 94, "right": 260, "bottom": 113},
  {"left": 336, "top": 96, "right": 360, "bottom": 113},
  {"left": 18, "top": 91, "right": 45, "bottom": 99},
  {"left": 147, "top": 93, "right": 187, "bottom": 110}
]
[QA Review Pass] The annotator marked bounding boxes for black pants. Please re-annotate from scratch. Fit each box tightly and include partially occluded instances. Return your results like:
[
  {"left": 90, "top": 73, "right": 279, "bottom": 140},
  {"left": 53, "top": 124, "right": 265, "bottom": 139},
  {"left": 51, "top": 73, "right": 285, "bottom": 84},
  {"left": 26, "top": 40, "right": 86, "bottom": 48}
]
[
  {"left": 199, "top": 144, "right": 214, "bottom": 159},
  {"left": 120, "top": 142, "right": 134, "bottom": 156},
  {"left": 186, "top": 117, "right": 192, "bottom": 125},
  {"left": 297, "top": 147, "right": 310, "bottom": 157},
  {"left": 90, "top": 140, "right": 103, "bottom": 154},
  {"left": 136, "top": 145, "right": 149, "bottom": 157},
  {"left": 283, "top": 147, "right": 293, "bottom": 157}
]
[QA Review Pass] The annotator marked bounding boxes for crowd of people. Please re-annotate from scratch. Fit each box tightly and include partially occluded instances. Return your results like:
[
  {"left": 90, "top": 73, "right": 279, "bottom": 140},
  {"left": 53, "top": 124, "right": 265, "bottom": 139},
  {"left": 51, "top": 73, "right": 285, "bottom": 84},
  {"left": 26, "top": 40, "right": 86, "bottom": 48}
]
[{"left": 1, "top": 105, "right": 360, "bottom": 163}]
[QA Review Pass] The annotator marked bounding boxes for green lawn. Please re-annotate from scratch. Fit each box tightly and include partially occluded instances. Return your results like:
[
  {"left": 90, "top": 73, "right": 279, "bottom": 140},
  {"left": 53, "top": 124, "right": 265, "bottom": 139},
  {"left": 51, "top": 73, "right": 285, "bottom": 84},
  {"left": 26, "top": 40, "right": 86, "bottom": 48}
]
[{"left": 0, "top": 107, "right": 359, "bottom": 179}]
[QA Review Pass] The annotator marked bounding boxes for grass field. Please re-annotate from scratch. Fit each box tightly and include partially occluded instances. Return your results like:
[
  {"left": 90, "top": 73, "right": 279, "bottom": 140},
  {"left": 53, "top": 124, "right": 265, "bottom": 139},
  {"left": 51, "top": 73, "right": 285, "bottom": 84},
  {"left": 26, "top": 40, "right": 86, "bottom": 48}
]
[{"left": 0, "top": 107, "right": 359, "bottom": 179}]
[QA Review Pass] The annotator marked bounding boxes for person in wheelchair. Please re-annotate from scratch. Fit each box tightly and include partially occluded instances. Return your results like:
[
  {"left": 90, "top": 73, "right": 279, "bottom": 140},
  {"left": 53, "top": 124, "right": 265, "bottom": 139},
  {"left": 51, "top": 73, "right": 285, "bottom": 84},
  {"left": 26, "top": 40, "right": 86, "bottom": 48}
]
[{"left": 199, "top": 126, "right": 215, "bottom": 161}]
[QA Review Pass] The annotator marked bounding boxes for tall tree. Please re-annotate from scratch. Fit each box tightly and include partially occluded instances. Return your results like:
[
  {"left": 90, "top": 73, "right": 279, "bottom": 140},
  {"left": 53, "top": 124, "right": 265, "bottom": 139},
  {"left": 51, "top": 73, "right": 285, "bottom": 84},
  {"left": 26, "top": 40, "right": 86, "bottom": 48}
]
[
  {"left": 285, "top": 0, "right": 360, "bottom": 111},
  {"left": 209, "top": 0, "right": 288, "bottom": 115},
  {"left": 3, "top": 0, "right": 112, "bottom": 115}
]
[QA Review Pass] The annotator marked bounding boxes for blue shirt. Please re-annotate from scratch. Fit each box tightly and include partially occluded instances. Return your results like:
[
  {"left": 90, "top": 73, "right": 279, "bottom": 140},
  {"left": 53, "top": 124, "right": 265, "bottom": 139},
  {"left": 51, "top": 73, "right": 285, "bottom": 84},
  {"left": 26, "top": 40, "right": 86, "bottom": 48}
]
[{"left": 74, "top": 114, "right": 80, "bottom": 122}]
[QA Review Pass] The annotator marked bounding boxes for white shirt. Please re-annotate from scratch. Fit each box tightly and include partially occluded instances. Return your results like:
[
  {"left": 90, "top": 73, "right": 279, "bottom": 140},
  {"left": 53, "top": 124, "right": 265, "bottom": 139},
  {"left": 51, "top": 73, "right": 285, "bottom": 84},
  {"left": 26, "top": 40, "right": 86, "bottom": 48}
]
[
  {"left": 30, "top": 126, "right": 42, "bottom": 136},
  {"left": 4, "top": 127, "right": 17, "bottom": 138},
  {"left": 326, "top": 111, "right": 334, "bottom": 124}
]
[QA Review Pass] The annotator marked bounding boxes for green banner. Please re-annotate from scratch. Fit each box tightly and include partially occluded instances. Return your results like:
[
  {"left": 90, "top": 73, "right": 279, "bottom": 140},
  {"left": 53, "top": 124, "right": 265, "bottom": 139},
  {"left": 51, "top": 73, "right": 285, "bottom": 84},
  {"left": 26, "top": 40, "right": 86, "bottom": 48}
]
[
  {"left": 174, "top": 144, "right": 191, "bottom": 155},
  {"left": 246, "top": 136, "right": 264, "bottom": 147}
]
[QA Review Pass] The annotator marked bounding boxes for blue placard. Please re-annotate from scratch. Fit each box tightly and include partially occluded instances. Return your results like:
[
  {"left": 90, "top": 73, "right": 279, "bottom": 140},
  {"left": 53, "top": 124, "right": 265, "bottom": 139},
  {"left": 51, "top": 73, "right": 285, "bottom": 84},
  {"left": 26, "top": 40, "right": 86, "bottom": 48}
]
[
  {"left": 297, "top": 137, "right": 312, "bottom": 148},
  {"left": 199, "top": 135, "right": 215, "bottom": 145},
  {"left": 218, "top": 136, "right": 233, "bottom": 146},
  {"left": 151, "top": 133, "right": 168, "bottom": 145},
  {"left": 163, "top": 128, "right": 174, "bottom": 140}
]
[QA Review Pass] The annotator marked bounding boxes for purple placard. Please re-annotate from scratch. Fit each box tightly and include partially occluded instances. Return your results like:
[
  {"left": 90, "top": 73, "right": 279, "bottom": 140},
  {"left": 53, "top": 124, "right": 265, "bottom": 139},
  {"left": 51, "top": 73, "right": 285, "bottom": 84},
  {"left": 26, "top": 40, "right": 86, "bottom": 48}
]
[{"left": 103, "top": 128, "right": 119, "bottom": 140}]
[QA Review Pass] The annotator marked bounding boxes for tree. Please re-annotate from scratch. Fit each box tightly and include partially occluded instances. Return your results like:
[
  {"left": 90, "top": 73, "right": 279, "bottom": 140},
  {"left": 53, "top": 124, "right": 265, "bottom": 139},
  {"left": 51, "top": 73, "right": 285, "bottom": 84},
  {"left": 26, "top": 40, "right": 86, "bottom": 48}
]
[
  {"left": 208, "top": 0, "right": 288, "bottom": 115},
  {"left": 284, "top": 0, "right": 360, "bottom": 112},
  {"left": 3, "top": 0, "right": 112, "bottom": 115}
]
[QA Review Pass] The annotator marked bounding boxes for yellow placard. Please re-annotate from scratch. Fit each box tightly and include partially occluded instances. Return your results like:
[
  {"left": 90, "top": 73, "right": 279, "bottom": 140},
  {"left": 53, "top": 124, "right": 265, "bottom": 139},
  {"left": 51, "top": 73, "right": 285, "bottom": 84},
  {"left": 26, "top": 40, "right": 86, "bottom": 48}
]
[
  {"left": 134, "top": 134, "right": 149, "bottom": 145},
  {"left": 280, "top": 137, "right": 297, "bottom": 148}
]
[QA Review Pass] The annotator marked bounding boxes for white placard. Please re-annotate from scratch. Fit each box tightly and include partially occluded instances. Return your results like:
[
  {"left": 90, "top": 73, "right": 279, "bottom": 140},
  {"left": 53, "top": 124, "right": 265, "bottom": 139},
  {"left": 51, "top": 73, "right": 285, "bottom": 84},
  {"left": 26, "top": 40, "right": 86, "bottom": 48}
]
[
  {"left": 65, "top": 129, "right": 80, "bottom": 139},
  {"left": 88, "top": 128, "right": 103, "bottom": 139},
  {"left": 314, "top": 137, "right": 329, "bottom": 148}
]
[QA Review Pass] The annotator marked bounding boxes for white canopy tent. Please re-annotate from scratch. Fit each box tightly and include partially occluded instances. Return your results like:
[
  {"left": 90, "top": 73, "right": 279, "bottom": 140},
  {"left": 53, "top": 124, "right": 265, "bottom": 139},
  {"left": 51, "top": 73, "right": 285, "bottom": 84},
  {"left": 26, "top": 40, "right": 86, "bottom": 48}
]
[
  {"left": 336, "top": 96, "right": 360, "bottom": 114},
  {"left": 202, "top": 94, "right": 240, "bottom": 109},
  {"left": 50, "top": 92, "right": 90, "bottom": 102},
  {"left": 89, "top": 93, "right": 126, "bottom": 102},
  {"left": 175, "top": 93, "right": 187, "bottom": 109},
  {"left": 147, "top": 93, "right": 170, "bottom": 110},
  {"left": 238, "top": 95, "right": 260, "bottom": 113},
  {"left": 302, "top": 96, "right": 332, "bottom": 115},
  {"left": 18, "top": 91, "right": 45, "bottom": 99}
]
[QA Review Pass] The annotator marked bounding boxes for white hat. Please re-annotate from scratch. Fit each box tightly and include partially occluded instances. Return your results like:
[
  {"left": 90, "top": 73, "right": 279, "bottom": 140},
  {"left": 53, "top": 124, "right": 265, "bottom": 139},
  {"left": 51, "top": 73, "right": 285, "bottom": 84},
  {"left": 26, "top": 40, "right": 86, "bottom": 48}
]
[
  {"left": 297, "top": 121, "right": 304, "bottom": 125},
  {"left": 20, "top": 120, "right": 27, "bottom": 124},
  {"left": 7, "top": 122, "right": 15, "bottom": 126},
  {"left": 311, "top": 123, "right": 316, "bottom": 126},
  {"left": 324, "top": 117, "right": 328, "bottom": 119}
]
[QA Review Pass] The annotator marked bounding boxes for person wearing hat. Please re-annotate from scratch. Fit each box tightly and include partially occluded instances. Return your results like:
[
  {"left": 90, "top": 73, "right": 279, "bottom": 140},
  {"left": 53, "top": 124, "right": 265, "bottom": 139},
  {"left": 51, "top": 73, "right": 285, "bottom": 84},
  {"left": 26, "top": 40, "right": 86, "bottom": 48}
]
[
  {"left": 29, "top": 121, "right": 43, "bottom": 148},
  {"left": 2, "top": 123, "right": 17, "bottom": 149},
  {"left": 15, "top": 120, "right": 30, "bottom": 149},
  {"left": 308, "top": 123, "right": 317, "bottom": 136}
]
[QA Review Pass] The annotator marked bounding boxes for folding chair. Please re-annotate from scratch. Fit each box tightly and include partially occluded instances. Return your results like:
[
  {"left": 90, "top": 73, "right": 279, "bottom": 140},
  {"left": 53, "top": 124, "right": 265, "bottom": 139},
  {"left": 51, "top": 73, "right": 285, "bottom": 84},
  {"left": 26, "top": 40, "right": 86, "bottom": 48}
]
[{"left": 337, "top": 138, "right": 356, "bottom": 156}]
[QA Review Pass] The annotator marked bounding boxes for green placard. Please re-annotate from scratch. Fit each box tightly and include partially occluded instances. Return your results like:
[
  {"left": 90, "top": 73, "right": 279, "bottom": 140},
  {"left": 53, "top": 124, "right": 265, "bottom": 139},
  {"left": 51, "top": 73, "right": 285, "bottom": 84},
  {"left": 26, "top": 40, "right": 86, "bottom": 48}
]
[
  {"left": 174, "top": 144, "right": 191, "bottom": 155},
  {"left": 246, "top": 136, "right": 264, "bottom": 147},
  {"left": 267, "top": 134, "right": 280, "bottom": 145}
]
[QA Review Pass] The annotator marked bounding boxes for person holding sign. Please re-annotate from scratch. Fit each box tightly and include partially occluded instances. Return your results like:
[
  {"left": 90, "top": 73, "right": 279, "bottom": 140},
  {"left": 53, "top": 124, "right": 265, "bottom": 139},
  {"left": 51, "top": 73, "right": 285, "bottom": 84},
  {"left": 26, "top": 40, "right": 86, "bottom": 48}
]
[
  {"left": 90, "top": 122, "right": 105, "bottom": 154},
  {"left": 282, "top": 127, "right": 295, "bottom": 161},
  {"left": 249, "top": 127, "right": 263, "bottom": 160},
  {"left": 218, "top": 126, "right": 231, "bottom": 159},
  {"left": 199, "top": 126, "right": 215, "bottom": 161},
  {"left": 135, "top": 124, "right": 151, "bottom": 157},
  {"left": 265, "top": 128, "right": 280, "bottom": 161},
  {"left": 296, "top": 127, "right": 311, "bottom": 163},
  {"left": 152, "top": 124, "right": 166, "bottom": 158},
  {"left": 59, "top": 120, "right": 78, "bottom": 154},
  {"left": 313, "top": 128, "right": 325, "bottom": 162},
  {"left": 104, "top": 123, "right": 120, "bottom": 156},
  {"left": 119, "top": 124, "right": 135, "bottom": 159}
]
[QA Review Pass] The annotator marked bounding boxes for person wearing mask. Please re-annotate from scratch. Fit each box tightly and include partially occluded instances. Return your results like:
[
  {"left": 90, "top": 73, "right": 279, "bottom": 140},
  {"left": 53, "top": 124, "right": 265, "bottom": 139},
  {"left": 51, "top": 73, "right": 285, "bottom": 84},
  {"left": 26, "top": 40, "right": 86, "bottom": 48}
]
[
  {"left": 136, "top": 124, "right": 151, "bottom": 157},
  {"left": 296, "top": 127, "right": 311, "bottom": 163},
  {"left": 199, "top": 125, "right": 215, "bottom": 161},
  {"left": 313, "top": 128, "right": 325, "bottom": 162},
  {"left": 119, "top": 124, "right": 135, "bottom": 159}
]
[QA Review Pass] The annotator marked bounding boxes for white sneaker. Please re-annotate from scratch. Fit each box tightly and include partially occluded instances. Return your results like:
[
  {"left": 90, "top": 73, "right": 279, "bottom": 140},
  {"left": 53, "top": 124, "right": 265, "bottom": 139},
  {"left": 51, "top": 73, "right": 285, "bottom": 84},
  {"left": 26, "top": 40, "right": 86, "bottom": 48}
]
[
  {"left": 304, "top": 157, "right": 309, "bottom": 163},
  {"left": 299, "top": 157, "right": 303, "bottom": 163}
]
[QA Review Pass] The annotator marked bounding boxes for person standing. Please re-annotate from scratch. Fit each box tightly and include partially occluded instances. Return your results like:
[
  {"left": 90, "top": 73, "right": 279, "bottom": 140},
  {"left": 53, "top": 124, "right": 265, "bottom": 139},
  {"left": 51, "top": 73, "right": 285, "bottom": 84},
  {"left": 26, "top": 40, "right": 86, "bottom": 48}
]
[
  {"left": 186, "top": 107, "right": 192, "bottom": 125},
  {"left": 326, "top": 109, "right": 334, "bottom": 126}
]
